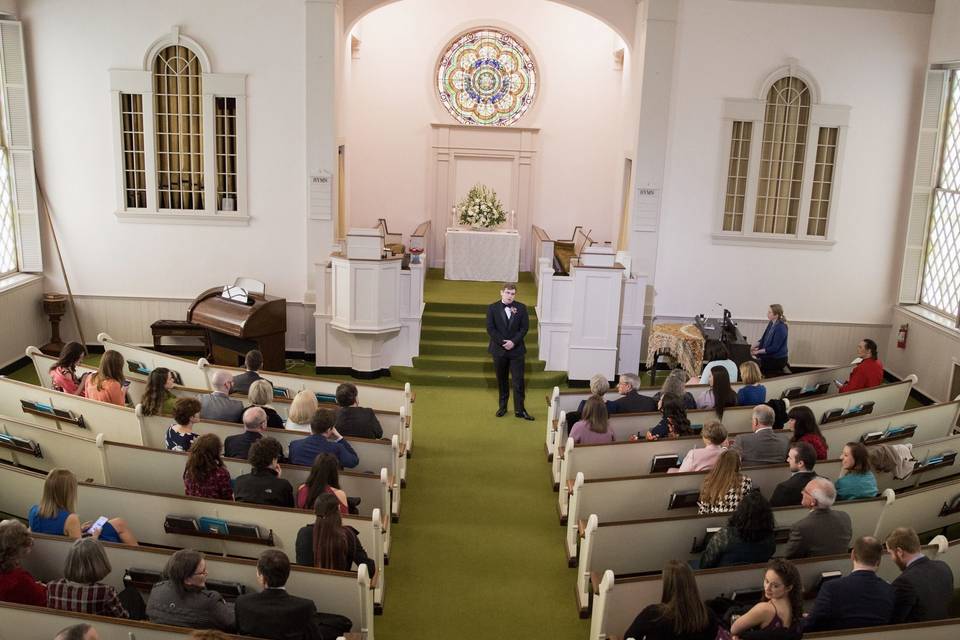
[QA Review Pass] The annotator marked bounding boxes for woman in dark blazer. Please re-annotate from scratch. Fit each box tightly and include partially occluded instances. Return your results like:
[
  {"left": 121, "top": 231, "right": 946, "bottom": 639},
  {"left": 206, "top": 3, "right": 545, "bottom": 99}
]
[{"left": 624, "top": 560, "right": 719, "bottom": 640}]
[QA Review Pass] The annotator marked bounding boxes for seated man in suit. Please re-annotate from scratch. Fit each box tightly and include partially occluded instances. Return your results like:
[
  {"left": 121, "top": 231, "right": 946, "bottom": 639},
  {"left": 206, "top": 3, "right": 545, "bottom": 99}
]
[
  {"left": 838, "top": 338, "right": 884, "bottom": 392},
  {"left": 769, "top": 441, "right": 820, "bottom": 507},
  {"left": 234, "top": 437, "right": 294, "bottom": 507},
  {"left": 886, "top": 526, "right": 955, "bottom": 623},
  {"left": 199, "top": 370, "right": 245, "bottom": 423},
  {"left": 235, "top": 549, "right": 321, "bottom": 640},
  {"left": 784, "top": 477, "right": 852, "bottom": 559},
  {"left": 334, "top": 382, "right": 383, "bottom": 440},
  {"left": 289, "top": 408, "right": 359, "bottom": 469},
  {"left": 231, "top": 349, "right": 264, "bottom": 395},
  {"left": 803, "top": 536, "right": 895, "bottom": 632},
  {"left": 606, "top": 373, "right": 657, "bottom": 415},
  {"left": 729, "top": 405, "right": 790, "bottom": 466},
  {"left": 224, "top": 407, "right": 269, "bottom": 460}
]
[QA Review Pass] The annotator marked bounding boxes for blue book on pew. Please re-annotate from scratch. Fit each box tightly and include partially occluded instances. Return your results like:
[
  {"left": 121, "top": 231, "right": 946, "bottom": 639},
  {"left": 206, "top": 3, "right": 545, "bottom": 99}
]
[
  {"left": 315, "top": 393, "right": 337, "bottom": 404},
  {"left": 198, "top": 517, "right": 229, "bottom": 535}
]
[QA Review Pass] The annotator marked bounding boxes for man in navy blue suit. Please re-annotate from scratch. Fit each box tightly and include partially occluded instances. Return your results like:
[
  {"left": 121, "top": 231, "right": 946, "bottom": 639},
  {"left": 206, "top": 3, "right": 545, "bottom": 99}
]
[
  {"left": 803, "top": 535, "right": 895, "bottom": 632},
  {"left": 486, "top": 283, "right": 534, "bottom": 420},
  {"left": 886, "top": 526, "right": 955, "bottom": 622}
]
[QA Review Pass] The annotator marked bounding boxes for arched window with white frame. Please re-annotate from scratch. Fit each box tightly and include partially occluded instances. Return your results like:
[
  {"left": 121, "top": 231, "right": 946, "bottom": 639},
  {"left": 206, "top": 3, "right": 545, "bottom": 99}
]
[
  {"left": 715, "top": 63, "right": 849, "bottom": 247},
  {"left": 110, "top": 27, "right": 247, "bottom": 223}
]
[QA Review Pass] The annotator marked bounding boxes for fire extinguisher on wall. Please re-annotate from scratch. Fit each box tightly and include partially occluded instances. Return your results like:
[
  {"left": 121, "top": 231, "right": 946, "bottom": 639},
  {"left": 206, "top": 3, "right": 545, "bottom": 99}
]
[{"left": 896, "top": 324, "right": 908, "bottom": 349}]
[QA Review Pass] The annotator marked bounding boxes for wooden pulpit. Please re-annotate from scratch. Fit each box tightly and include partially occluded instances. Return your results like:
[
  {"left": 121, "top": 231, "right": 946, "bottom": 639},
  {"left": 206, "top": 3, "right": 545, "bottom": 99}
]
[{"left": 187, "top": 287, "right": 287, "bottom": 371}]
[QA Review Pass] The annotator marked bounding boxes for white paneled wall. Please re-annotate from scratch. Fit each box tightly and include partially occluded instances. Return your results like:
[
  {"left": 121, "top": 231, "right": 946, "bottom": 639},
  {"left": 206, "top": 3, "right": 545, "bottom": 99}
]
[
  {"left": 653, "top": 315, "right": 891, "bottom": 369},
  {"left": 884, "top": 307, "right": 960, "bottom": 402},
  {"left": 0, "top": 275, "right": 45, "bottom": 368}
]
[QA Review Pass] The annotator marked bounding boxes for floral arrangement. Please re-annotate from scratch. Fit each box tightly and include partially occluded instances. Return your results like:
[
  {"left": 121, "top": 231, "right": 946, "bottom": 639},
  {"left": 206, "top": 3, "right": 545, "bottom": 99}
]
[{"left": 456, "top": 184, "right": 507, "bottom": 229}]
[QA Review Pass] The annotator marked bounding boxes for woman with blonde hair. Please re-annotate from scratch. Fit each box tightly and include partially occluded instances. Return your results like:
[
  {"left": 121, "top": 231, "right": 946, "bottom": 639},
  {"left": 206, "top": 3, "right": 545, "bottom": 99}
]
[
  {"left": 668, "top": 421, "right": 726, "bottom": 473},
  {"left": 243, "top": 379, "right": 284, "bottom": 429},
  {"left": 697, "top": 450, "right": 752, "bottom": 514},
  {"left": 286, "top": 390, "right": 318, "bottom": 430},
  {"left": 753, "top": 303, "right": 789, "bottom": 376},
  {"left": 83, "top": 350, "right": 128, "bottom": 406},
  {"left": 28, "top": 468, "right": 138, "bottom": 545},
  {"left": 736, "top": 360, "right": 767, "bottom": 405},
  {"left": 624, "top": 560, "right": 719, "bottom": 640},
  {"left": 569, "top": 396, "right": 615, "bottom": 444}
]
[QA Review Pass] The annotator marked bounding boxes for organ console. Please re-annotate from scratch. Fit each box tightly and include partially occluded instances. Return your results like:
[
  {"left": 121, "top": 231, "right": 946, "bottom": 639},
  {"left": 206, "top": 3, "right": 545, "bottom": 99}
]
[{"left": 187, "top": 286, "right": 287, "bottom": 371}]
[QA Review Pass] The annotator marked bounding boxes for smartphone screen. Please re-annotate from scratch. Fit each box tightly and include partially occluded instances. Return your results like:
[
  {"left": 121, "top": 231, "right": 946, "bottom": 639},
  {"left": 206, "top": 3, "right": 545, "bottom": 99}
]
[{"left": 88, "top": 516, "right": 109, "bottom": 533}]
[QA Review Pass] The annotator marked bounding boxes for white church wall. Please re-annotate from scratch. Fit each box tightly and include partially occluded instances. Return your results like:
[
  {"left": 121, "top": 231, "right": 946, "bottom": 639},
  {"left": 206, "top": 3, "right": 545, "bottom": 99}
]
[
  {"left": 344, "top": 0, "right": 628, "bottom": 247},
  {"left": 19, "top": 0, "right": 310, "bottom": 346},
  {"left": 652, "top": 0, "right": 931, "bottom": 327},
  {"left": 884, "top": 0, "right": 960, "bottom": 403}
]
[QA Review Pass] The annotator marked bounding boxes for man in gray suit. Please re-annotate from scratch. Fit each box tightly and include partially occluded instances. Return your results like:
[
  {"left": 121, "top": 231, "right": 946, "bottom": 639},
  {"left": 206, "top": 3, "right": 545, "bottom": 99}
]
[
  {"left": 199, "top": 370, "right": 245, "bottom": 423},
  {"left": 784, "top": 477, "right": 852, "bottom": 559},
  {"left": 730, "top": 404, "right": 790, "bottom": 466}
]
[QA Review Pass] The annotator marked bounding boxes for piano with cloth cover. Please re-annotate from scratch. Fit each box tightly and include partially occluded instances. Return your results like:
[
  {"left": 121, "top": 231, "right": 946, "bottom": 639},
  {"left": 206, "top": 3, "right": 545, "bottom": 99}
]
[{"left": 187, "top": 287, "right": 287, "bottom": 371}]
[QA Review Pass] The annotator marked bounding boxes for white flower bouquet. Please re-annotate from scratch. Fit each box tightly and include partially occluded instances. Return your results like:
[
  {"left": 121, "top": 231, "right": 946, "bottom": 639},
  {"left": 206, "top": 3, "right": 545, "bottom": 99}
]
[{"left": 456, "top": 184, "right": 507, "bottom": 229}]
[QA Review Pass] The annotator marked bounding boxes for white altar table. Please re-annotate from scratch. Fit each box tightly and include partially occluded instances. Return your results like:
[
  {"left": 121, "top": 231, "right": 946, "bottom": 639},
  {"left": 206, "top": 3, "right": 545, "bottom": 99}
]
[{"left": 444, "top": 227, "right": 520, "bottom": 282}]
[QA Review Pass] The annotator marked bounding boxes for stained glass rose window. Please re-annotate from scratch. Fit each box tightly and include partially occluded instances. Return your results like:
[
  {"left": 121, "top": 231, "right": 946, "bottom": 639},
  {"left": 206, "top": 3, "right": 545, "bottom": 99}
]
[{"left": 437, "top": 28, "right": 537, "bottom": 127}]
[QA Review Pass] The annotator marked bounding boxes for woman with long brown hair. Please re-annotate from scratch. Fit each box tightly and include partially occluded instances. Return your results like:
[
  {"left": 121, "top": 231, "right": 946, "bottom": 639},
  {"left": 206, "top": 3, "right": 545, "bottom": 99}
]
[
  {"left": 49, "top": 341, "right": 87, "bottom": 396},
  {"left": 182, "top": 434, "right": 233, "bottom": 501},
  {"left": 568, "top": 396, "right": 615, "bottom": 444},
  {"left": 624, "top": 560, "right": 719, "bottom": 640},
  {"left": 140, "top": 367, "right": 177, "bottom": 416},
  {"left": 696, "top": 365, "right": 738, "bottom": 419},
  {"left": 83, "top": 350, "right": 128, "bottom": 406},
  {"left": 27, "top": 468, "right": 137, "bottom": 545},
  {"left": 725, "top": 558, "right": 803, "bottom": 637},
  {"left": 294, "top": 494, "right": 375, "bottom": 577},
  {"left": 697, "top": 450, "right": 752, "bottom": 514},
  {"left": 295, "top": 453, "right": 348, "bottom": 513}
]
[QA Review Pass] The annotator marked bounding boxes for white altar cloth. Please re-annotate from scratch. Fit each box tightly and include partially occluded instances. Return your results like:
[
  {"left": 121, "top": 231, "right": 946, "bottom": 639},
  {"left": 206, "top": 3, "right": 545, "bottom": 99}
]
[{"left": 444, "top": 227, "right": 520, "bottom": 282}]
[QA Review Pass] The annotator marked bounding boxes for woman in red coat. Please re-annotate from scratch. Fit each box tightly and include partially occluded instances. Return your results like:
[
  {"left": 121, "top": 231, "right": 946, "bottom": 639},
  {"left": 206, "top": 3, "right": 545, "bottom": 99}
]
[
  {"left": 0, "top": 519, "right": 47, "bottom": 606},
  {"left": 839, "top": 339, "right": 883, "bottom": 392}
]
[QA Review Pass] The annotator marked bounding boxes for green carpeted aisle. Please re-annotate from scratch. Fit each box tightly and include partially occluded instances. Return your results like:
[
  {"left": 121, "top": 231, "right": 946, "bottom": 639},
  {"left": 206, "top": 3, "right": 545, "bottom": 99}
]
[{"left": 376, "top": 384, "right": 588, "bottom": 639}]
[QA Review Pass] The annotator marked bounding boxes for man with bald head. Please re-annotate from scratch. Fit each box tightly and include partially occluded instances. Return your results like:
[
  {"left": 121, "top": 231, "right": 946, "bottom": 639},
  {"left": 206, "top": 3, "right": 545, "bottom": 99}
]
[
  {"left": 199, "top": 370, "right": 245, "bottom": 423},
  {"left": 224, "top": 407, "right": 270, "bottom": 460},
  {"left": 784, "top": 477, "right": 852, "bottom": 559},
  {"left": 729, "top": 404, "right": 790, "bottom": 466}
]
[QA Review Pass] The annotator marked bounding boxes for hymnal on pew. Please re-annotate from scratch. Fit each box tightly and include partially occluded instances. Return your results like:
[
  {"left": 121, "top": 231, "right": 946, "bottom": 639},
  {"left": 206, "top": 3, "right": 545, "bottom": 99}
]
[{"left": 650, "top": 454, "right": 679, "bottom": 473}]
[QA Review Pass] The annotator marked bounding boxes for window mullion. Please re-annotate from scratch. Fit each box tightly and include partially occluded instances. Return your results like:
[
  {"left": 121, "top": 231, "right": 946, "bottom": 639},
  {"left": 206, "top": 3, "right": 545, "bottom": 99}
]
[
  {"left": 742, "top": 118, "right": 763, "bottom": 234},
  {"left": 796, "top": 122, "right": 818, "bottom": 238}
]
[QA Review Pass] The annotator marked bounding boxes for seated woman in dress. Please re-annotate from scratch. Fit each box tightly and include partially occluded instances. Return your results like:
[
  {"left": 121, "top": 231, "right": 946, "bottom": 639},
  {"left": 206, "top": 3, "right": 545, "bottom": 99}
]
[
  {"left": 668, "top": 421, "right": 727, "bottom": 474},
  {"left": 140, "top": 367, "right": 177, "bottom": 416},
  {"left": 285, "top": 390, "right": 318, "bottom": 431},
  {"left": 696, "top": 366, "right": 738, "bottom": 419},
  {"left": 166, "top": 398, "right": 201, "bottom": 452},
  {"left": 47, "top": 538, "right": 128, "bottom": 618},
  {"left": 49, "top": 341, "right": 87, "bottom": 395},
  {"left": 697, "top": 450, "right": 752, "bottom": 515},
  {"left": 655, "top": 368, "right": 697, "bottom": 410},
  {"left": 569, "top": 396, "right": 616, "bottom": 445},
  {"left": 836, "top": 441, "right": 878, "bottom": 501},
  {"left": 295, "top": 494, "right": 376, "bottom": 578},
  {"left": 736, "top": 361, "right": 767, "bottom": 406},
  {"left": 698, "top": 340, "right": 738, "bottom": 384},
  {"left": 0, "top": 519, "right": 47, "bottom": 606},
  {"left": 752, "top": 304, "right": 789, "bottom": 376},
  {"left": 642, "top": 392, "right": 693, "bottom": 441},
  {"left": 183, "top": 434, "right": 234, "bottom": 501},
  {"left": 697, "top": 489, "right": 775, "bottom": 569},
  {"left": 146, "top": 549, "right": 234, "bottom": 631},
  {"left": 243, "top": 379, "right": 284, "bottom": 429},
  {"left": 786, "top": 405, "right": 828, "bottom": 460},
  {"left": 82, "top": 350, "right": 128, "bottom": 406},
  {"left": 28, "top": 468, "right": 138, "bottom": 545},
  {"left": 724, "top": 558, "right": 803, "bottom": 639},
  {"left": 296, "top": 453, "right": 348, "bottom": 513},
  {"left": 623, "top": 560, "right": 719, "bottom": 640}
]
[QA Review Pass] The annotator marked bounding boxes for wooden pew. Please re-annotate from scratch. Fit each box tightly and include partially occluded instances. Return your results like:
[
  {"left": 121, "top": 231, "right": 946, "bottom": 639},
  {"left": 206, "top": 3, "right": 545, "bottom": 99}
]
[
  {"left": 556, "top": 400, "right": 960, "bottom": 517},
  {"left": 576, "top": 474, "right": 960, "bottom": 611},
  {"left": 564, "top": 432, "right": 960, "bottom": 552},
  {"left": 589, "top": 536, "right": 959, "bottom": 637},
  {"left": 543, "top": 364, "right": 860, "bottom": 458},
  {"left": 29, "top": 346, "right": 410, "bottom": 452},
  {"left": 19, "top": 533, "right": 374, "bottom": 635},
  {"left": 550, "top": 376, "right": 918, "bottom": 485},
  {"left": 0, "top": 464, "right": 387, "bottom": 609},
  {"left": 136, "top": 415, "right": 403, "bottom": 518}
]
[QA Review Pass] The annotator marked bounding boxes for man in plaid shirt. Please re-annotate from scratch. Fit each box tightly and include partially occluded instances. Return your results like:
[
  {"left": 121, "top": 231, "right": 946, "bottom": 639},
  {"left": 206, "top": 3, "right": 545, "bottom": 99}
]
[{"left": 47, "top": 538, "right": 129, "bottom": 618}]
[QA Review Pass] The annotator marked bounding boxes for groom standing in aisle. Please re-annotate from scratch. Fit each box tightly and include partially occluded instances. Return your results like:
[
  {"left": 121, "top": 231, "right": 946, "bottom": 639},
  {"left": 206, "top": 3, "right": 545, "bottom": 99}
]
[{"left": 487, "top": 283, "right": 534, "bottom": 420}]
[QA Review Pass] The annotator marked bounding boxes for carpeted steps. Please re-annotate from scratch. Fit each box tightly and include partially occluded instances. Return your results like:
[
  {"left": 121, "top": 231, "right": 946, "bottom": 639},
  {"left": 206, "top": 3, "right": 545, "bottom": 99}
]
[{"left": 391, "top": 299, "right": 566, "bottom": 388}]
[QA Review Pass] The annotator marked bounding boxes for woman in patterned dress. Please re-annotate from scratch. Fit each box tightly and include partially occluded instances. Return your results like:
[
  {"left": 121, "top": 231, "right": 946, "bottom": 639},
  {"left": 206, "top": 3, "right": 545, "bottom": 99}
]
[{"left": 697, "top": 450, "right": 752, "bottom": 514}]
